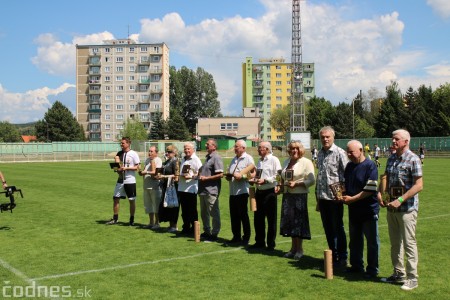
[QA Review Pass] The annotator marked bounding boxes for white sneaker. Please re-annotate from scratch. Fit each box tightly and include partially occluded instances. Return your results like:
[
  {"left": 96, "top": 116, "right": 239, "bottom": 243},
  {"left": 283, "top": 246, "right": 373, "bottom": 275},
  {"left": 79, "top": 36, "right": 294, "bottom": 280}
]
[
  {"left": 294, "top": 251, "right": 304, "bottom": 260},
  {"left": 401, "top": 279, "right": 418, "bottom": 291},
  {"left": 151, "top": 223, "right": 160, "bottom": 230}
]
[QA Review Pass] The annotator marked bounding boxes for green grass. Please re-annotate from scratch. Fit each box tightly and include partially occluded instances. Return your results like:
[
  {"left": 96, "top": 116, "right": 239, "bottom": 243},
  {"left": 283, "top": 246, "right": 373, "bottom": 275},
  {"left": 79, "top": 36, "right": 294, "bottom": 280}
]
[{"left": 0, "top": 157, "right": 449, "bottom": 299}]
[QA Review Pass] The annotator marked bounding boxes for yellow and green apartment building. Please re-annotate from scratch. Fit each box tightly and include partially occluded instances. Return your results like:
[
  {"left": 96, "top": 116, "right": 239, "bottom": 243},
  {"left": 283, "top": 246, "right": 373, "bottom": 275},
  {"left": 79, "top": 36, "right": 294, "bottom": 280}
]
[{"left": 242, "top": 57, "right": 315, "bottom": 142}]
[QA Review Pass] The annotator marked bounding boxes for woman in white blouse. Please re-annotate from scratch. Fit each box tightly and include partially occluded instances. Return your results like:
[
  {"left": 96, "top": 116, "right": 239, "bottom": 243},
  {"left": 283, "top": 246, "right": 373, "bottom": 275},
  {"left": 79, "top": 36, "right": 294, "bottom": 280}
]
[{"left": 280, "top": 140, "right": 316, "bottom": 260}]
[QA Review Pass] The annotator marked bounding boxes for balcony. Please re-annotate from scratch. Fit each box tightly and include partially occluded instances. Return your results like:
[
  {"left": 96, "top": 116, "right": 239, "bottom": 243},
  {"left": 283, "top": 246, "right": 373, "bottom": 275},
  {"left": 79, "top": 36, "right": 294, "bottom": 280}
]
[
  {"left": 137, "top": 59, "right": 150, "bottom": 65},
  {"left": 253, "top": 67, "right": 263, "bottom": 73},
  {"left": 89, "top": 89, "right": 101, "bottom": 95},
  {"left": 89, "top": 59, "right": 101, "bottom": 66},
  {"left": 88, "top": 79, "right": 101, "bottom": 84},
  {"left": 150, "top": 68, "right": 162, "bottom": 74},
  {"left": 88, "top": 108, "right": 101, "bottom": 113},
  {"left": 138, "top": 79, "right": 151, "bottom": 84},
  {"left": 150, "top": 88, "right": 162, "bottom": 94}
]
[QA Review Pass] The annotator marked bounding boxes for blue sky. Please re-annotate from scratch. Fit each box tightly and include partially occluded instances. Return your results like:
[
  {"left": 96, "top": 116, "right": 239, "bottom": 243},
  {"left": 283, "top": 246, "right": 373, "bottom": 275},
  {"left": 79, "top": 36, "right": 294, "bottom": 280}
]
[{"left": 1, "top": 0, "right": 449, "bottom": 123}]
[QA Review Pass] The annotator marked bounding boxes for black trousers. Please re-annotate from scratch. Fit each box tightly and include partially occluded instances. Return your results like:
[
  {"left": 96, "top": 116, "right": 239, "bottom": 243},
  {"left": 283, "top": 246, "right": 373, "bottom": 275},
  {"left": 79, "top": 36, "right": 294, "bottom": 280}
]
[
  {"left": 229, "top": 193, "right": 251, "bottom": 242},
  {"left": 178, "top": 191, "right": 198, "bottom": 232},
  {"left": 254, "top": 188, "right": 277, "bottom": 248}
]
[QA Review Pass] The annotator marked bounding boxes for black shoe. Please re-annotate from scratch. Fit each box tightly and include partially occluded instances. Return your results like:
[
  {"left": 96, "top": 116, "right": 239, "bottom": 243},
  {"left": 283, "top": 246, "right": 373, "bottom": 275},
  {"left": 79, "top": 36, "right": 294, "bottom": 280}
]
[
  {"left": 224, "top": 238, "right": 242, "bottom": 247},
  {"left": 241, "top": 240, "right": 249, "bottom": 246},
  {"left": 200, "top": 232, "right": 211, "bottom": 239},
  {"left": 364, "top": 272, "right": 378, "bottom": 279},
  {"left": 345, "top": 267, "right": 364, "bottom": 273},
  {"left": 266, "top": 246, "right": 275, "bottom": 251},
  {"left": 249, "top": 243, "right": 266, "bottom": 249},
  {"left": 206, "top": 235, "right": 218, "bottom": 242}
]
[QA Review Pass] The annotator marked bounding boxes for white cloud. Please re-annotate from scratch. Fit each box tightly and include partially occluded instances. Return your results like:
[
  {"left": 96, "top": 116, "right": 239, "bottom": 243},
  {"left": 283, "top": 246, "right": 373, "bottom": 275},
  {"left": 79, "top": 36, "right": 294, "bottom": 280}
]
[
  {"left": 0, "top": 83, "right": 75, "bottom": 123},
  {"left": 31, "top": 32, "right": 115, "bottom": 76},
  {"left": 427, "top": 0, "right": 450, "bottom": 19}
]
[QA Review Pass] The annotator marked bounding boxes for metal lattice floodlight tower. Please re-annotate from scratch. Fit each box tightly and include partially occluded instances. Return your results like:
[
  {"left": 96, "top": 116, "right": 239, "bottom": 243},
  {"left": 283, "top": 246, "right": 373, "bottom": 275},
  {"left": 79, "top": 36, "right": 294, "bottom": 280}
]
[{"left": 287, "top": 0, "right": 310, "bottom": 148}]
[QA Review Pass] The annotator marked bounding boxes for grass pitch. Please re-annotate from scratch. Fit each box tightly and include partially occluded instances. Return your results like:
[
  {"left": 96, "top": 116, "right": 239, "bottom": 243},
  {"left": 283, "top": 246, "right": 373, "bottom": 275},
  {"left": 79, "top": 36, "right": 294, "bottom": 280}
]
[{"left": 0, "top": 157, "right": 449, "bottom": 299}]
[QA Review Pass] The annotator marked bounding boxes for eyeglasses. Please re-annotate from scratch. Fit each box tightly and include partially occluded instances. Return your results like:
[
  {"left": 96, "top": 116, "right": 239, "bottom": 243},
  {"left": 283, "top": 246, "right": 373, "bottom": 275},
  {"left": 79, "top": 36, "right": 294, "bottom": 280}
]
[{"left": 166, "top": 150, "right": 173, "bottom": 153}]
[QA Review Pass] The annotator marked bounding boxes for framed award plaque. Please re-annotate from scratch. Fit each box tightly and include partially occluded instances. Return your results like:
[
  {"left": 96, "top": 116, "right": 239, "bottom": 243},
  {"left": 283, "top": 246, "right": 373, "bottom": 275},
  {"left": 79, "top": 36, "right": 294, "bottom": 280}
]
[
  {"left": 329, "top": 182, "right": 346, "bottom": 200},
  {"left": 255, "top": 169, "right": 262, "bottom": 179},
  {"left": 285, "top": 169, "right": 294, "bottom": 182}
]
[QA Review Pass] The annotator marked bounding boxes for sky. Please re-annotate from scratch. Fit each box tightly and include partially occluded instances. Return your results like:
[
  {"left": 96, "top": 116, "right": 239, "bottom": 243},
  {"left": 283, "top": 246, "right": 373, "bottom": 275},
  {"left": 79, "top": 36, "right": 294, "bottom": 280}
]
[{"left": 1, "top": 0, "right": 449, "bottom": 124}]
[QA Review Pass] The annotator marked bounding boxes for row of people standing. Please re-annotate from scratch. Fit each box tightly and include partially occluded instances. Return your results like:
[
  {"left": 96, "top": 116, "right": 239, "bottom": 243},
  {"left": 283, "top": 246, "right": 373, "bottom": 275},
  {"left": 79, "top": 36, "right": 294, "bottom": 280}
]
[{"left": 106, "top": 129, "right": 423, "bottom": 291}]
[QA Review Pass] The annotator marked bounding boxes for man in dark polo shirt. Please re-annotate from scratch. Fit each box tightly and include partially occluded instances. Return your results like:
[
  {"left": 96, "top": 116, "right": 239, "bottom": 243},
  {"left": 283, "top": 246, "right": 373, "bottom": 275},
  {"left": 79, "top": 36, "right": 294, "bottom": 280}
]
[{"left": 198, "top": 138, "right": 224, "bottom": 242}]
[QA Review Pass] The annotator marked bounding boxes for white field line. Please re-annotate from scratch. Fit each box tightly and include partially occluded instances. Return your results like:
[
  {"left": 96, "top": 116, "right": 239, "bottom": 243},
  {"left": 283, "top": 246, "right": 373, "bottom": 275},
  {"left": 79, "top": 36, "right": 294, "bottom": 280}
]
[{"left": 0, "top": 212, "right": 444, "bottom": 282}]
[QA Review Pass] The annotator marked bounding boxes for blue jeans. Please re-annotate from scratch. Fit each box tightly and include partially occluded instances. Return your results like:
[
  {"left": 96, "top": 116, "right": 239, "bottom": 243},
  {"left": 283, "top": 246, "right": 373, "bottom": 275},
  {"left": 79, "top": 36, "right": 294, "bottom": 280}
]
[
  {"left": 319, "top": 199, "right": 347, "bottom": 262},
  {"left": 349, "top": 215, "right": 379, "bottom": 275}
]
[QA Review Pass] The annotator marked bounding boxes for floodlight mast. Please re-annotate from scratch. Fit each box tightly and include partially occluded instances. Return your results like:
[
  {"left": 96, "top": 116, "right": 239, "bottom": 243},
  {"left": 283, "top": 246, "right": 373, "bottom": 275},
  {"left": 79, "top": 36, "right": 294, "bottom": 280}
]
[{"left": 290, "top": 0, "right": 306, "bottom": 132}]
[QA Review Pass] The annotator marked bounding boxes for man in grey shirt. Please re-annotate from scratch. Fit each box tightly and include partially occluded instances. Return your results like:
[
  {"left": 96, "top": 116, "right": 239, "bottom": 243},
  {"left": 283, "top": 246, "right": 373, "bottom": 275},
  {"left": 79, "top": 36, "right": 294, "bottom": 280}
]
[{"left": 198, "top": 138, "right": 224, "bottom": 242}]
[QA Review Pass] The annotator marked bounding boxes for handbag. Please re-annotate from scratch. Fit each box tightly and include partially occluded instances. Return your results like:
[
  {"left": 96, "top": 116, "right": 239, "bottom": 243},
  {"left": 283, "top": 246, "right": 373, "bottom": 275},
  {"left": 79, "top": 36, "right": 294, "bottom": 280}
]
[{"left": 164, "top": 177, "right": 179, "bottom": 208}]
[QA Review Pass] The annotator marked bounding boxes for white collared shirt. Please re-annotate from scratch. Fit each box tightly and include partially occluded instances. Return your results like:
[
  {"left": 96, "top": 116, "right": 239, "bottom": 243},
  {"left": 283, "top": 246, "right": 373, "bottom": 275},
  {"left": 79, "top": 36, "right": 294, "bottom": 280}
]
[{"left": 255, "top": 153, "right": 282, "bottom": 190}]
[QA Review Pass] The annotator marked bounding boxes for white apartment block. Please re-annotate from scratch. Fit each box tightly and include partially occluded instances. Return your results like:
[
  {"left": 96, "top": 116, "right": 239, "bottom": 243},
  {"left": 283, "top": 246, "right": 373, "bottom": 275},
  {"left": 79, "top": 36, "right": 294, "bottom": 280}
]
[{"left": 76, "top": 39, "right": 170, "bottom": 141}]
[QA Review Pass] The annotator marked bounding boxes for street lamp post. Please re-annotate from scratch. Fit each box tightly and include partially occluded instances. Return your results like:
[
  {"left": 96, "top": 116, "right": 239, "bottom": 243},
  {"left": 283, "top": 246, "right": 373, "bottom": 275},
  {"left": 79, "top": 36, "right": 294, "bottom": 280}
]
[{"left": 346, "top": 97, "right": 355, "bottom": 139}]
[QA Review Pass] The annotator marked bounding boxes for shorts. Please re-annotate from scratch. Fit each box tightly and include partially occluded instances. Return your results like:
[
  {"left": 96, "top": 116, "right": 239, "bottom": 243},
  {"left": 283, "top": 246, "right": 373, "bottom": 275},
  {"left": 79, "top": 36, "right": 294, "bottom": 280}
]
[
  {"left": 113, "top": 183, "right": 137, "bottom": 200},
  {"left": 420, "top": 154, "right": 424, "bottom": 159}
]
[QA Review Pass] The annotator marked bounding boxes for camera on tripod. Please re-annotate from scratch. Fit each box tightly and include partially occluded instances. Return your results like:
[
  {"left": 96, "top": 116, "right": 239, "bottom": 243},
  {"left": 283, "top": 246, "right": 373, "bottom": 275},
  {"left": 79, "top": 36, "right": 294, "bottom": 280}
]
[{"left": 0, "top": 186, "right": 24, "bottom": 213}]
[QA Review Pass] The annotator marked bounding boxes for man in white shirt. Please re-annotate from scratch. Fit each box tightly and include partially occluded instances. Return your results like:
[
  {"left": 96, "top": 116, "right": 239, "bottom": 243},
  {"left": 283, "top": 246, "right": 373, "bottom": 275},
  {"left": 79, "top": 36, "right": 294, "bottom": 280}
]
[
  {"left": 178, "top": 142, "right": 202, "bottom": 235},
  {"left": 107, "top": 137, "right": 140, "bottom": 226},
  {"left": 250, "top": 141, "right": 282, "bottom": 251}
]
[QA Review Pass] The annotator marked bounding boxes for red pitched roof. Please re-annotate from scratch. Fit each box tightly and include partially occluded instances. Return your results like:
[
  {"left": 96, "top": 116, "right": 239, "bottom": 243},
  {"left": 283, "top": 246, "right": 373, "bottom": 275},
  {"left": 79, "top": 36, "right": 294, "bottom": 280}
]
[{"left": 21, "top": 135, "right": 37, "bottom": 143}]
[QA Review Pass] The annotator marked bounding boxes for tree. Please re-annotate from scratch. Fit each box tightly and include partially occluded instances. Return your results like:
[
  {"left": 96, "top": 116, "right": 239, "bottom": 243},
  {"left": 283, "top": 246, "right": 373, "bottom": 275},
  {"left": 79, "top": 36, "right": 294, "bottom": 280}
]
[
  {"left": 120, "top": 118, "right": 148, "bottom": 141},
  {"left": 354, "top": 116, "right": 375, "bottom": 138},
  {"left": 35, "top": 101, "right": 86, "bottom": 141},
  {"left": 306, "top": 97, "right": 335, "bottom": 139},
  {"left": 149, "top": 112, "right": 166, "bottom": 140},
  {"left": 169, "top": 66, "right": 221, "bottom": 134},
  {"left": 166, "top": 109, "right": 190, "bottom": 140},
  {"left": 269, "top": 105, "right": 291, "bottom": 137},
  {"left": 374, "top": 81, "right": 407, "bottom": 137},
  {"left": 332, "top": 102, "right": 353, "bottom": 138},
  {"left": 429, "top": 83, "right": 450, "bottom": 136},
  {"left": 0, "top": 121, "right": 21, "bottom": 142}
]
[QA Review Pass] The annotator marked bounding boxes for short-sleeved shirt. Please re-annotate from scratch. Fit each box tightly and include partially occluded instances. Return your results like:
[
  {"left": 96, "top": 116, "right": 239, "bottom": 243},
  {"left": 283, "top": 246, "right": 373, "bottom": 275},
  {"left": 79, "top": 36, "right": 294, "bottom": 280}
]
[
  {"left": 255, "top": 153, "right": 282, "bottom": 190},
  {"left": 178, "top": 153, "right": 202, "bottom": 194},
  {"left": 228, "top": 152, "right": 255, "bottom": 196},
  {"left": 116, "top": 150, "right": 140, "bottom": 184},
  {"left": 344, "top": 159, "right": 379, "bottom": 222},
  {"left": 198, "top": 151, "right": 224, "bottom": 196},
  {"left": 316, "top": 144, "right": 349, "bottom": 201},
  {"left": 143, "top": 156, "right": 162, "bottom": 189},
  {"left": 385, "top": 149, "right": 422, "bottom": 212}
]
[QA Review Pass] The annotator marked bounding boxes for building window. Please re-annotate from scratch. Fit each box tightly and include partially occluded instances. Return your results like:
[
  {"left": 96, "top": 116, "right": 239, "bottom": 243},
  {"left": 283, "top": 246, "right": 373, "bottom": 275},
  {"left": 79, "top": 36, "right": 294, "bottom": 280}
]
[
  {"left": 116, "top": 114, "right": 124, "bottom": 120},
  {"left": 153, "top": 74, "right": 160, "bottom": 81},
  {"left": 116, "top": 86, "right": 124, "bottom": 91},
  {"left": 139, "top": 65, "right": 148, "bottom": 72},
  {"left": 116, "top": 57, "right": 123, "bottom": 63},
  {"left": 92, "top": 48, "right": 99, "bottom": 53},
  {"left": 220, "top": 123, "right": 226, "bottom": 130},
  {"left": 153, "top": 46, "right": 160, "bottom": 53},
  {"left": 129, "top": 85, "right": 135, "bottom": 91},
  {"left": 276, "top": 89, "right": 282, "bottom": 93},
  {"left": 105, "top": 86, "right": 111, "bottom": 91},
  {"left": 116, "top": 104, "right": 124, "bottom": 110},
  {"left": 104, "top": 133, "right": 111, "bottom": 139},
  {"left": 116, "top": 47, "right": 123, "bottom": 53},
  {"left": 116, "top": 124, "right": 124, "bottom": 130},
  {"left": 129, "top": 66, "right": 135, "bottom": 72},
  {"left": 129, "top": 47, "right": 135, "bottom": 53},
  {"left": 105, "top": 124, "right": 110, "bottom": 130},
  {"left": 116, "top": 95, "right": 124, "bottom": 101},
  {"left": 276, "top": 66, "right": 281, "bottom": 69},
  {"left": 154, "top": 104, "right": 160, "bottom": 109},
  {"left": 276, "top": 81, "right": 282, "bottom": 86},
  {"left": 105, "top": 48, "right": 110, "bottom": 53},
  {"left": 130, "top": 104, "right": 136, "bottom": 110},
  {"left": 276, "top": 73, "right": 282, "bottom": 78},
  {"left": 104, "top": 76, "right": 110, "bottom": 82},
  {"left": 105, "top": 115, "right": 111, "bottom": 120},
  {"left": 152, "top": 94, "right": 160, "bottom": 101},
  {"left": 116, "top": 66, "right": 124, "bottom": 72},
  {"left": 104, "top": 66, "right": 110, "bottom": 72},
  {"left": 140, "top": 47, "right": 148, "bottom": 52},
  {"left": 129, "top": 56, "right": 135, "bottom": 63},
  {"left": 276, "top": 104, "right": 282, "bottom": 108},
  {"left": 276, "top": 96, "right": 282, "bottom": 101},
  {"left": 129, "top": 95, "right": 135, "bottom": 100},
  {"left": 129, "top": 75, "right": 135, "bottom": 81},
  {"left": 140, "top": 103, "right": 149, "bottom": 110},
  {"left": 116, "top": 76, "right": 124, "bottom": 81},
  {"left": 141, "top": 95, "right": 149, "bottom": 101},
  {"left": 105, "top": 104, "right": 111, "bottom": 110}
]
